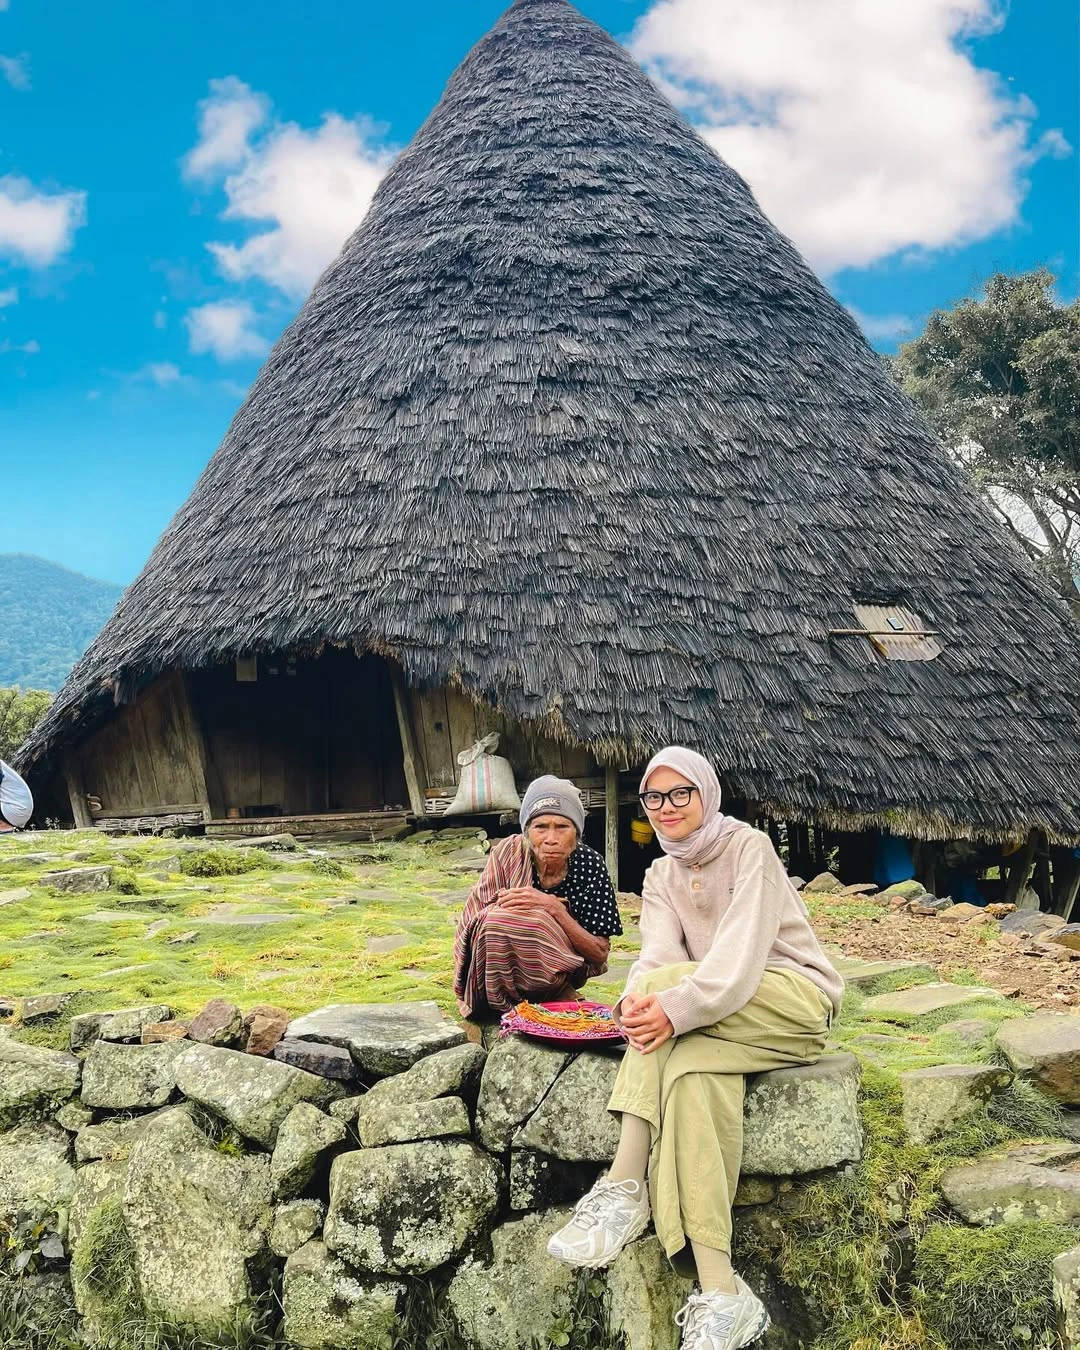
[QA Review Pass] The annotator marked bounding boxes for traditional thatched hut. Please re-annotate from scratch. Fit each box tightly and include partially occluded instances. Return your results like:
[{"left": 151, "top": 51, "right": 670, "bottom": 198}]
[{"left": 20, "top": 0, "right": 1080, "bottom": 902}]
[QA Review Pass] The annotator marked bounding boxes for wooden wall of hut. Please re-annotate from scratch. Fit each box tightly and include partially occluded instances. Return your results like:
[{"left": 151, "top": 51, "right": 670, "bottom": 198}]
[
  {"left": 190, "top": 649, "right": 407, "bottom": 818},
  {"left": 66, "top": 671, "right": 210, "bottom": 821},
  {"left": 405, "top": 684, "right": 600, "bottom": 800}
]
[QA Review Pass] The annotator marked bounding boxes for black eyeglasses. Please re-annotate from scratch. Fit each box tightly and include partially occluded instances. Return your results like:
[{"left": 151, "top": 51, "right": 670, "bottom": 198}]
[{"left": 639, "top": 786, "right": 699, "bottom": 812}]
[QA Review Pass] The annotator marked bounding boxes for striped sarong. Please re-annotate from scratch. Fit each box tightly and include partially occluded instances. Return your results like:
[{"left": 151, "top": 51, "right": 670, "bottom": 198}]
[{"left": 453, "top": 834, "right": 598, "bottom": 1016}]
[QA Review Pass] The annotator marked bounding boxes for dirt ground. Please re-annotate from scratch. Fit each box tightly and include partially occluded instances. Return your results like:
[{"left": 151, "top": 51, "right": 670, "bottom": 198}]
[{"left": 812, "top": 898, "right": 1080, "bottom": 1010}]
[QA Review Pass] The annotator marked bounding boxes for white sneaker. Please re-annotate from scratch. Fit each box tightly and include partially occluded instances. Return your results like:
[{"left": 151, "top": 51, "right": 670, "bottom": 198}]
[
  {"left": 545, "top": 1177, "right": 650, "bottom": 1268},
  {"left": 674, "top": 1279, "right": 771, "bottom": 1349}
]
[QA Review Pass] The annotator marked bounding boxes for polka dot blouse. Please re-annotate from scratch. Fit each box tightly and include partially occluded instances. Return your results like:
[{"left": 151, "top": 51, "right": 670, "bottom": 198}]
[{"left": 530, "top": 842, "right": 623, "bottom": 938}]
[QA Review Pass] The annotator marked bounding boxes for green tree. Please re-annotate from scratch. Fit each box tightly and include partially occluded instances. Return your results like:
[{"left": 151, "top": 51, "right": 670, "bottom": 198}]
[
  {"left": 0, "top": 687, "right": 52, "bottom": 761},
  {"left": 896, "top": 269, "right": 1080, "bottom": 622}
]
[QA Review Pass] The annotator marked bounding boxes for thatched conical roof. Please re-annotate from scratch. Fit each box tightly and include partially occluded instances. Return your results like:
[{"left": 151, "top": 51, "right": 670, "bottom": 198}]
[{"left": 22, "top": 0, "right": 1080, "bottom": 842}]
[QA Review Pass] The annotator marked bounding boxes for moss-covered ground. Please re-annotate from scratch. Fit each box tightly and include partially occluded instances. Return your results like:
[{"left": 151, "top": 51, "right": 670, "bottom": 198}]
[{"left": 3, "top": 830, "right": 1079, "bottom": 1348}]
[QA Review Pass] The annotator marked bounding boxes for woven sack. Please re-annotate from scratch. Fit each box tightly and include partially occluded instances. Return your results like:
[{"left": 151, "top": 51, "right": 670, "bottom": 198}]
[{"left": 443, "top": 733, "right": 521, "bottom": 815}]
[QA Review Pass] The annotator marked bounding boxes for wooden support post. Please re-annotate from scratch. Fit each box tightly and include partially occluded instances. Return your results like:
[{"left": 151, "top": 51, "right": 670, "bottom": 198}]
[
  {"left": 64, "top": 759, "right": 94, "bottom": 831},
  {"left": 1055, "top": 855, "right": 1080, "bottom": 923},
  {"left": 390, "top": 666, "right": 427, "bottom": 819},
  {"left": 174, "top": 674, "right": 213, "bottom": 823},
  {"left": 1004, "top": 832, "right": 1038, "bottom": 906},
  {"left": 605, "top": 763, "right": 620, "bottom": 888}
]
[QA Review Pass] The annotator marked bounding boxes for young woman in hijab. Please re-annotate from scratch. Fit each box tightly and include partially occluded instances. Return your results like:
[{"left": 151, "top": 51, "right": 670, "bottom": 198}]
[
  {"left": 453, "top": 775, "right": 622, "bottom": 1018},
  {"left": 547, "top": 747, "right": 842, "bottom": 1350}
]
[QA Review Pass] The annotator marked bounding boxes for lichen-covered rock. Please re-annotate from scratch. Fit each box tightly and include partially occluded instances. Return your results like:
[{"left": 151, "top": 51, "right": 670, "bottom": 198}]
[
  {"left": 900, "top": 1063, "right": 1012, "bottom": 1143},
  {"left": 271, "top": 1102, "right": 347, "bottom": 1200},
  {"left": 54, "top": 1099, "right": 94, "bottom": 1133},
  {"left": 509, "top": 1150, "right": 602, "bottom": 1211},
  {"left": 282, "top": 1241, "right": 404, "bottom": 1349},
  {"left": 274, "top": 1038, "right": 357, "bottom": 1079},
  {"left": 271, "top": 1199, "right": 325, "bottom": 1258},
  {"left": 996, "top": 1013, "right": 1080, "bottom": 1104},
  {"left": 360, "top": 1043, "right": 487, "bottom": 1107},
  {"left": 186, "top": 998, "right": 244, "bottom": 1047},
  {"left": 606, "top": 1235, "right": 695, "bottom": 1350},
  {"left": 832, "top": 958, "right": 937, "bottom": 992},
  {"left": 173, "top": 1043, "right": 344, "bottom": 1148},
  {"left": 75, "top": 1103, "right": 192, "bottom": 1163},
  {"left": 325, "top": 1141, "right": 503, "bottom": 1274},
  {"left": 356, "top": 1095, "right": 471, "bottom": 1148},
  {"left": 475, "top": 1037, "right": 570, "bottom": 1152},
  {"left": 69, "top": 1004, "right": 173, "bottom": 1052},
  {"left": 446, "top": 1208, "right": 576, "bottom": 1350},
  {"left": 741, "top": 1055, "right": 862, "bottom": 1175},
  {"left": 514, "top": 1051, "right": 622, "bottom": 1161},
  {"left": 0, "top": 1121, "right": 76, "bottom": 1231},
  {"left": 69, "top": 1158, "right": 126, "bottom": 1246},
  {"left": 80, "top": 1039, "right": 187, "bottom": 1110},
  {"left": 941, "top": 1159, "right": 1080, "bottom": 1225},
  {"left": 122, "top": 1107, "right": 272, "bottom": 1332},
  {"left": 0, "top": 1038, "right": 81, "bottom": 1127},
  {"left": 286, "top": 1001, "right": 465, "bottom": 1076}
]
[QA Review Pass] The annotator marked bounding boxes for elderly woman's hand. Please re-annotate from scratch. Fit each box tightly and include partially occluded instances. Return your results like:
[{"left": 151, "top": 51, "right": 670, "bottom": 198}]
[
  {"left": 496, "top": 886, "right": 567, "bottom": 919},
  {"left": 621, "top": 993, "right": 674, "bottom": 1054}
]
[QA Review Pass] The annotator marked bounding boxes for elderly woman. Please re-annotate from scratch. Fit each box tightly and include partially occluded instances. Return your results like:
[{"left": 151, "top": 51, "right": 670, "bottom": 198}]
[
  {"left": 547, "top": 747, "right": 842, "bottom": 1350},
  {"left": 453, "top": 776, "right": 622, "bottom": 1018}
]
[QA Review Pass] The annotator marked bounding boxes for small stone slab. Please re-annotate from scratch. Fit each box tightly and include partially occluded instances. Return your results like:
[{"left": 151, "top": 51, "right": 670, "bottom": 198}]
[
  {"left": 271, "top": 1199, "right": 324, "bottom": 1258},
  {"left": 1051, "top": 926, "right": 1080, "bottom": 953},
  {"left": 244, "top": 1005, "right": 289, "bottom": 1057},
  {"left": 356, "top": 1096, "right": 471, "bottom": 1148},
  {"left": 275, "top": 1039, "right": 356, "bottom": 1080},
  {"left": 900, "top": 1063, "right": 1013, "bottom": 1144},
  {"left": 0, "top": 888, "right": 31, "bottom": 906},
  {"left": 70, "top": 1004, "right": 173, "bottom": 1052},
  {"left": 80, "top": 1039, "right": 187, "bottom": 1110},
  {"left": 168, "top": 931, "right": 199, "bottom": 945},
  {"left": 938, "top": 1018, "right": 997, "bottom": 1047},
  {"left": 43, "top": 865, "right": 111, "bottom": 894},
  {"left": 286, "top": 1002, "right": 466, "bottom": 1077},
  {"left": 742, "top": 1055, "right": 863, "bottom": 1175},
  {"left": 142, "top": 1020, "right": 189, "bottom": 1044},
  {"left": 997, "top": 1013, "right": 1080, "bottom": 1104},
  {"left": 1003, "top": 1142, "right": 1080, "bottom": 1168},
  {"left": 833, "top": 958, "right": 937, "bottom": 992},
  {"left": 861, "top": 983, "right": 1001, "bottom": 1019},
  {"left": 82, "top": 909, "right": 154, "bottom": 923},
  {"left": 803, "top": 872, "right": 843, "bottom": 894},
  {"left": 187, "top": 998, "right": 243, "bottom": 1047},
  {"left": 998, "top": 910, "right": 1067, "bottom": 939},
  {"left": 360, "top": 1043, "right": 487, "bottom": 1109},
  {"left": 365, "top": 934, "right": 412, "bottom": 953},
  {"left": 942, "top": 1159, "right": 1080, "bottom": 1225},
  {"left": 20, "top": 993, "right": 71, "bottom": 1023},
  {"left": 939, "top": 902, "right": 988, "bottom": 922}
]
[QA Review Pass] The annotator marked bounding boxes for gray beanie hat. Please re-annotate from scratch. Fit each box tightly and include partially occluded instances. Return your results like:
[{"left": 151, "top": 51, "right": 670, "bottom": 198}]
[{"left": 520, "top": 775, "right": 585, "bottom": 835}]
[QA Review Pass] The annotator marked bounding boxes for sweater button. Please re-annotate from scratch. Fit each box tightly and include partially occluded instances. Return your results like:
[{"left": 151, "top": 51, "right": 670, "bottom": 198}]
[{"left": 692, "top": 882, "right": 702, "bottom": 891}]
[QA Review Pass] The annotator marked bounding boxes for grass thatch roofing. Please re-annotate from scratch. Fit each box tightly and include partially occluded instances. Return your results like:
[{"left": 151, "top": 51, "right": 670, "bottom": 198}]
[{"left": 21, "top": 0, "right": 1080, "bottom": 843}]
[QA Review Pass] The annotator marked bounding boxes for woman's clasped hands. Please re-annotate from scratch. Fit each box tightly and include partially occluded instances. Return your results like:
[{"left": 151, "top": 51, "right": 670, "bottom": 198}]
[{"left": 620, "top": 992, "right": 674, "bottom": 1054}]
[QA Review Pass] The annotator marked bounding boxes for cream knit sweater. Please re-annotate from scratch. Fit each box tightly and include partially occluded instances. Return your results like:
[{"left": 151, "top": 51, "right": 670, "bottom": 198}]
[{"left": 619, "top": 827, "right": 844, "bottom": 1037}]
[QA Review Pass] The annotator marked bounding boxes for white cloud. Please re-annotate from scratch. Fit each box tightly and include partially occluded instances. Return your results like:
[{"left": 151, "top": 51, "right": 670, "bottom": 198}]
[
  {"left": 631, "top": 0, "right": 1066, "bottom": 272},
  {"left": 0, "top": 53, "right": 29, "bottom": 90},
  {"left": 185, "top": 299, "right": 268, "bottom": 361},
  {"left": 142, "top": 361, "right": 182, "bottom": 385},
  {"left": 846, "top": 308, "right": 914, "bottom": 342},
  {"left": 0, "top": 174, "right": 86, "bottom": 266},
  {"left": 0, "top": 286, "right": 16, "bottom": 307},
  {"left": 185, "top": 78, "right": 392, "bottom": 296},
  {"left": 152, "top": 309, "right": 167, "bottom": 329},
  {"left": 183, "top": 76, "right": 270, "bottom": 180},
  {"left": 0, "top": 336, "right": 38, "bottom": 354}
]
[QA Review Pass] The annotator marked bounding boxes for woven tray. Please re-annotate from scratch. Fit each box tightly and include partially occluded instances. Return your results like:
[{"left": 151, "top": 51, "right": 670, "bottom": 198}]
[{"left": 499, "top": 999, "right": 626, "bottom": 1045}]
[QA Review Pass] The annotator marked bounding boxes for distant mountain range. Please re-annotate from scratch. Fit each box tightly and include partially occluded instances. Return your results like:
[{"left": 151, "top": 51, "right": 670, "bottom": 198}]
[{"left": 0, "top": 554, "right": 122, "bottom": 691}]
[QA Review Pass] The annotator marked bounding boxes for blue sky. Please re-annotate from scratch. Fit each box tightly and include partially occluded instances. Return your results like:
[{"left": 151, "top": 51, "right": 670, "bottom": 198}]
[{"left": 1, "top": 0, "right": 1077, "bottom": 586}]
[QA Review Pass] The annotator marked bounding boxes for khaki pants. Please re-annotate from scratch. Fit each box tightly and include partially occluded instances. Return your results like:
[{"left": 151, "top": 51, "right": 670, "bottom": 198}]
[{"left": 607, "top": 963, "right": 832, "bottom": 1270}]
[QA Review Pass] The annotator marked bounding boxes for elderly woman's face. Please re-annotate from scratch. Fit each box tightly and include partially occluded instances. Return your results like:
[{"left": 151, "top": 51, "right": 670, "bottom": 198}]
[
  {"left": 526, "top": 814, "right": 577, "bottom": 863},
  {"left": 643, "top": 765, "right": 705, "bottom": 840}
]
